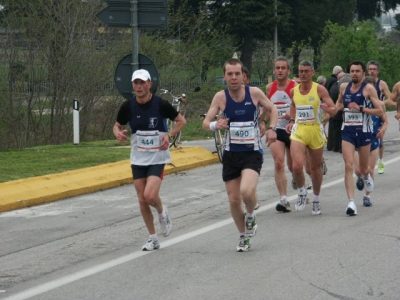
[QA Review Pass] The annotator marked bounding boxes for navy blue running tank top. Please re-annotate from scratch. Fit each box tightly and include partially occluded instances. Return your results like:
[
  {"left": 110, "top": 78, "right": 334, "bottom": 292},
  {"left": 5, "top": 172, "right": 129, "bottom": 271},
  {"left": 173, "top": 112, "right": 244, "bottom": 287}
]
[
  {"left": 342, "top": 82, "right": 373, "bottom": 133},
  {"left": 223, "top": 85, "right": 263, "bottom": 152}
]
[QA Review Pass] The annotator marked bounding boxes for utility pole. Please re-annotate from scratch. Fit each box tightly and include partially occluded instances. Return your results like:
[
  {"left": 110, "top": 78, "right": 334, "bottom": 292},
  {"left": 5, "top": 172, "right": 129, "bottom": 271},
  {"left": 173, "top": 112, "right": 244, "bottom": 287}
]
[
  {"left": 273, "top": 0, "right": 278, "bottom": 60},
  {"left": 131, "top": 0, "right": 139, "bottom": 74},
  {"left": 97, "top": 0, "right": 168, "bottom": 98},
  {"left": 272, "top": 0, "right": 278, "bottom": 81}
]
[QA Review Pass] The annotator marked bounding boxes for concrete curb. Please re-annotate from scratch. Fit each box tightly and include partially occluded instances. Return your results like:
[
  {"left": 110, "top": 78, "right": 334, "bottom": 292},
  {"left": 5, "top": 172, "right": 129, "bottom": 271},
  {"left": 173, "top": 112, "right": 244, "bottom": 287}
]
[{"left": 0, "top": 146, "right": 219, "bottom": 213}]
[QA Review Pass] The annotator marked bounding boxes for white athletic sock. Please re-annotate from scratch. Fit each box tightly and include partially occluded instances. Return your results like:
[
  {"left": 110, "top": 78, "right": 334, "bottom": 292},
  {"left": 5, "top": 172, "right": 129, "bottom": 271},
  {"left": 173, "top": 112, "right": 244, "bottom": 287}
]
[
  {"left": 246, "top": 211, "right": 255, "bottom": 218},
  {"left": 150, "top": 234, "right": 158, "bottom": 240},
  {"left": 313, "top": 195, "right": 320, "bottom": 202},
  {"left": 159, "top": 209, "right": 166, "bottom": 220},
  {"left": 299, "top": 187, "right": 306, "bottom": 195}
]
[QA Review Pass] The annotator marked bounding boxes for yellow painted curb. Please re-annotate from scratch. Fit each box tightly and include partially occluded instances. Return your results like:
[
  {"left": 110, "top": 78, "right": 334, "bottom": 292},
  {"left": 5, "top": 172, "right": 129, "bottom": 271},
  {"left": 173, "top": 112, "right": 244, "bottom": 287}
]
[{"left": 0, "top": 146, "right": 219, "bottom": 213}]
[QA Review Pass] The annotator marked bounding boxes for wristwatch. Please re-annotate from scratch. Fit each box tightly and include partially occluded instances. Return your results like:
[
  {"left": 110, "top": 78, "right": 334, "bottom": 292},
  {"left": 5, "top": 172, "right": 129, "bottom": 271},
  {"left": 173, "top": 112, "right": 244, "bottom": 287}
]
[{"left": 269, "top": 126, "right": 277, "bottom": 132}]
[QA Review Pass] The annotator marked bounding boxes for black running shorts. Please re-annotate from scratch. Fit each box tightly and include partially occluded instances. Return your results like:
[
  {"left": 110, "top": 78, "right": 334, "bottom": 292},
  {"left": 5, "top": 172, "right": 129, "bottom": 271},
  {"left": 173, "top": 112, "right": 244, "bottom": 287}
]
[
  {"left": 131, "top": 164, "right": 165, "bottom": 180},
  {"left": 222, "top": 151, "right": 263, "bottom": 182},
  {"left": 276, "top": 128, "right": 291, "bottom": 148}
]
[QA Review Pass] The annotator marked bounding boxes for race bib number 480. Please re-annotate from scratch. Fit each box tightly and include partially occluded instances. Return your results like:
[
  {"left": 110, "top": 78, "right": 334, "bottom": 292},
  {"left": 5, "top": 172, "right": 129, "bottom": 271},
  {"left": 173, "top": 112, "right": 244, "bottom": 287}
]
[
  {"left": 229, "top": 121, "right": 255, "bottom": 144},
  {"left": 136, "top": 130, "right": 160, "bottom": 151}
]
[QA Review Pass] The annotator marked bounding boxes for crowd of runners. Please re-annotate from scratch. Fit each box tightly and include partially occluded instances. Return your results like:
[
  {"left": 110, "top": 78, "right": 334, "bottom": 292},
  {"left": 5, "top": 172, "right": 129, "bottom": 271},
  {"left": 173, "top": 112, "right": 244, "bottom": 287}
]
[{"left": 113, "top": 57, "right": 399, "bottom": 252}]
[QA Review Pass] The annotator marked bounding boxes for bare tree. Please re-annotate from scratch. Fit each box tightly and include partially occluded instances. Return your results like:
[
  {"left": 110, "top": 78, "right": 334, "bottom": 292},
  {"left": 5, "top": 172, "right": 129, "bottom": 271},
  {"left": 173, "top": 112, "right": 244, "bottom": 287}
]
[{"left": 0, "top": 0, "right": 127, "bottom": 149}]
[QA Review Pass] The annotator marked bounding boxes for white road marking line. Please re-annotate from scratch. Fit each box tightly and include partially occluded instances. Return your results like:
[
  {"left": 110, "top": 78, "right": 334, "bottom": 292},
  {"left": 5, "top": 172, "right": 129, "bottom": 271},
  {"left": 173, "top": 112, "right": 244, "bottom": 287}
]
[{"left": 3, "top": 156, "right": 400, "bottom": 300}]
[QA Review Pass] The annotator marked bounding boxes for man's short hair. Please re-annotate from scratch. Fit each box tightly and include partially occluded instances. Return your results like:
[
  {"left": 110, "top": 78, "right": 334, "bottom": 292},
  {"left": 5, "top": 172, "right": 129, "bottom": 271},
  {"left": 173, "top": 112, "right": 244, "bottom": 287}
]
[
  {"left": 299, "top": 60, "right": 314, "bottom": 70},
  {"left": 223, "top": 58, "right": 244, "bottom": 74},
  {"left": 316, "top": 75, "right": 326, "bottom": 85},
  {"left": 243, "top": 67, "right": 250, "bottom": 79},
  {"left": 339, "top": 73, "right": 351, "bottom": 85},
  {"left": 275, "top": 56, "right": 291, "bottom": 70},
  {"left": 364, "top": 76, "right": 376, "bottom": 85},
  {"left": 332, "top": 66, "right": 343, "bottom": 75},
  {"left": 367, "top": 60, "right": 380, "bottom": 71},
  {"left": 349, "top": 60, "right": 366, "bottom": 73}
]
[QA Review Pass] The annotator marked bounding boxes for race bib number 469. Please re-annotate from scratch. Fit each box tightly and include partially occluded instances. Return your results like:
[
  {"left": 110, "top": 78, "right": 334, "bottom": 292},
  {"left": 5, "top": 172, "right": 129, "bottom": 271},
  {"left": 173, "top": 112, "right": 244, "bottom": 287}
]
[{"left": 136, "top": 130, "right": 160, "bottom": 151}]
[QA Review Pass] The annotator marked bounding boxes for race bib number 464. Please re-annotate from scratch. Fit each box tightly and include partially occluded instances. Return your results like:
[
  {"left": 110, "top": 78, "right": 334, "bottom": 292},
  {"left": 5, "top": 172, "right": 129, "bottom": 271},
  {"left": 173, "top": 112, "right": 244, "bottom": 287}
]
[
  {"left": 229, "top": 121, "right": 255, "bottom": 144},
  {"left": 136, "top": 130, "right": 160, "bottom": 151}
]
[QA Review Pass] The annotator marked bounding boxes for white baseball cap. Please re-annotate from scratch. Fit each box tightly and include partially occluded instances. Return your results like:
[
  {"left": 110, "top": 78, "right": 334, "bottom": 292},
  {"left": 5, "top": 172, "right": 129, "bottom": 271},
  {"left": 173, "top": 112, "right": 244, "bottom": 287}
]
[{"left": 131, "top": 69, "right": 151, "bottom": 82}]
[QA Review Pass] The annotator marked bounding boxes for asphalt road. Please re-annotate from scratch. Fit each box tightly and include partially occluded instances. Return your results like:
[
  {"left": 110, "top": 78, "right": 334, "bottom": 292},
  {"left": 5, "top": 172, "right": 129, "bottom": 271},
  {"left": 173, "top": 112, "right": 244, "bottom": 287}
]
[{"left": 1, "top": 112, "right": 400, "bottom": 300}]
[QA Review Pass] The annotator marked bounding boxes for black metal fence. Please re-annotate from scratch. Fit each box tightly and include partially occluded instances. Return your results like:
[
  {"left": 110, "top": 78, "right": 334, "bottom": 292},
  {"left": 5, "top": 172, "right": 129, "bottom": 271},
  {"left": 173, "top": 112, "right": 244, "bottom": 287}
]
[{"left": 6, "top": 79, "right": 269, "bottom": 94}]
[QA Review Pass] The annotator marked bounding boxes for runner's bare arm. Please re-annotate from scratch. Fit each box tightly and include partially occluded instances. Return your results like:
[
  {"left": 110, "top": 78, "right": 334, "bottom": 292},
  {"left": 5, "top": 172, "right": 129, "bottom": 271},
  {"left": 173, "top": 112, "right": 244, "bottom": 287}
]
[
  {"left": 335, "top": 83, "right": 346, "bottom": 112},
  {"left": 318, "top": 85, "right": 338, "bottom": 117},
  {"left": 360, "top": 84, "right": 384, "bottom": 117},
  {"left": 113, "top": 122, "right": 128, "bottom": 143},
  {"left": 386, "top": 81, "right": 400, "bottom": 107},
  {"left": 381, "top": 80, "right": 392, "bottom": 104},
  {"left": 260, "top": 83, "right": 274, "bottom": 132},
  {"left": 250, "top": 87, "right": 277, "bottom": 144},
  {"left": 285, "top": 88, "right": 296, "bottom": 133},
  {"left": 265, "top": 83, "right": 272, "bottom": 98},
  {"left": 202, "top": 91, "right": 229, "bottom": 131},
  {"left": 168, "top": 114, "right": 186, "bottom": 137},
  {"left": 251, "top": 87, "right": 278, "bottom": 128},
  {"left": 377, "top": 102, "right": 389, "bottom": 139}
]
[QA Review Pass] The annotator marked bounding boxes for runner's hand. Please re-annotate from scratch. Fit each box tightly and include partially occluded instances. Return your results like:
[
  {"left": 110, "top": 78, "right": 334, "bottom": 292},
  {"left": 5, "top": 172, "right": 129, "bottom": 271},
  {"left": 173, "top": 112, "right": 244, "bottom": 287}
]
[
  {"left": 117, "top": 129, "right": 128, "bottom": 143},
  {"left": 159, "top": 135, "right": 170, "bottom": 150},
  {"left": 260, "top": 121, "right": 266, "bottom": 137},
  {"left": 266, "top": 129, "right": 277, "bottom": 147},
  {"left": 216, "top": 118, "right": 229, "bottom": 129},
  {"left": 286, "top": 123, "right": 293, "bottom": 134}
]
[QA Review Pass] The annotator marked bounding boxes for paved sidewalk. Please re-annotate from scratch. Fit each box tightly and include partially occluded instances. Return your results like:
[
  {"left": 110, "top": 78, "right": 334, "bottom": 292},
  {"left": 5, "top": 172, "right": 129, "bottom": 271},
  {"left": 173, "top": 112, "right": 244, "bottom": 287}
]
[{"left": 0, "top": 146, "right": 218, "bottom": 213}]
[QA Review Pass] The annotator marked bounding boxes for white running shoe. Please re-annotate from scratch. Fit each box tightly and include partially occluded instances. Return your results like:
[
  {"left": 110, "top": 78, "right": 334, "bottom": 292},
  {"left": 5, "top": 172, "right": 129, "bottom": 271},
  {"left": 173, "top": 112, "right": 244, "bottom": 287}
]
[
  {"left": 142, "top": 238, "right": 160, "bottom": 251},
  {"left": 236, "top": 236, "right": 250, "bottom": 252},
  {"left": 295, "top": 192, "right": 307, "bottom": 211},
  {"left": 159, "top": 206, "right": 172, "bottom": 237},
  {"left": 346, "top": 201, "right": 357, "bottom": 216},
  {"left": 312, "top": 201, "right": 321, "bottom": 215},
  {"left": 245, "top": 214, "right": 257, "bottom": 237},
  {"left": 276, "top": 199, "right": 291, "bottom": 213},
  {"left": 365, "top": 174, "right": 374, "bottom": 193}
]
